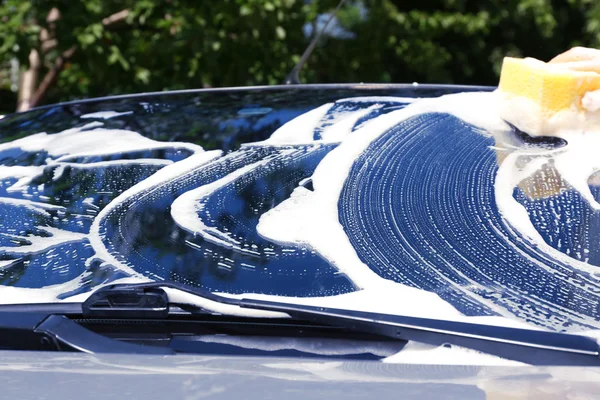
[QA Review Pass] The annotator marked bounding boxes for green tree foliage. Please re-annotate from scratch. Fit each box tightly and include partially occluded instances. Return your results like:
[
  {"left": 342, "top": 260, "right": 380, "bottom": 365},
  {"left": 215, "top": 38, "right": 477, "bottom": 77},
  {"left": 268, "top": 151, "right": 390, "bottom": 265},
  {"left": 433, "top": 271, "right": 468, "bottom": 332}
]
[{"left": 1, "top": 0, "right": 600, "bottom": 114}]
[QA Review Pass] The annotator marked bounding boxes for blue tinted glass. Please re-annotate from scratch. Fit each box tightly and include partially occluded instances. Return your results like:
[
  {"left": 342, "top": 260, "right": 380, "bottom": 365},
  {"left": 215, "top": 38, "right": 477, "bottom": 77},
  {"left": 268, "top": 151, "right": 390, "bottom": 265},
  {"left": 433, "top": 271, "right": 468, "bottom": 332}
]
[{"left": 6, "top": 85, "right": 599, "bottom": 333}]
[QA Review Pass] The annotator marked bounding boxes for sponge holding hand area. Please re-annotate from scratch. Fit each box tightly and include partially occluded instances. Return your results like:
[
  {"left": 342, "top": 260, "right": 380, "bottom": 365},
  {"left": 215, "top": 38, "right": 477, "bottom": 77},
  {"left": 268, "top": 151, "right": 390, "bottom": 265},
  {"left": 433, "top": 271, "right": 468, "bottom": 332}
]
[{"left": 497, "top": 56, "right": 600, "bottom": 136}]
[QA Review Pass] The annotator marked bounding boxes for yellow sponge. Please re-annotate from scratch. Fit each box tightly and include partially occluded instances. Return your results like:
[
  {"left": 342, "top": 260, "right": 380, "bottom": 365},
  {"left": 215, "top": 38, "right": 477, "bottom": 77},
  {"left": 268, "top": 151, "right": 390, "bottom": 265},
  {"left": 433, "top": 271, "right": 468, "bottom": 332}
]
[{"left": 497, "top": 57, "right": 600, "bottom": 136}]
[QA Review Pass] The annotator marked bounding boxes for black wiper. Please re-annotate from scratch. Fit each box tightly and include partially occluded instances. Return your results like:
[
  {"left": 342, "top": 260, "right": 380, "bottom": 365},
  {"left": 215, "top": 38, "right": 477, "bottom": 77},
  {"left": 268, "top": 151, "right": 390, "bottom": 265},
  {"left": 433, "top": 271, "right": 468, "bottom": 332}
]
[
  {"left": 79, "top": 282, "right": 600, "bottom": 365},
  {"left": 0, "top": 281, "right": 598, "bottom": 364}
]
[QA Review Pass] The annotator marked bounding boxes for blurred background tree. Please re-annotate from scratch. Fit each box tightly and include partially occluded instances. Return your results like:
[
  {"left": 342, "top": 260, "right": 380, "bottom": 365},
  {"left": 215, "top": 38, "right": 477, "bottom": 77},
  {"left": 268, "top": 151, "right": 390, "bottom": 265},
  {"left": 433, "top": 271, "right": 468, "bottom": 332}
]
[{"left": 1, "top": 0, "right": 600, "bottom": 115}]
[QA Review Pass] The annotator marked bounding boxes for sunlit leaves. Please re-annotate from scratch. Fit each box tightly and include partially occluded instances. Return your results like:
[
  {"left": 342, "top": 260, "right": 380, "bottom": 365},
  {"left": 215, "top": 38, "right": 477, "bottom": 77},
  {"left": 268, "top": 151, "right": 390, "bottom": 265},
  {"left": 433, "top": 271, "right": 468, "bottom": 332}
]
[
  {"left": 1, "top": 0, "right": 600, "bottom": 113},
  {"left": 107, "top": 45, "right": 129, "bottom": 70}
]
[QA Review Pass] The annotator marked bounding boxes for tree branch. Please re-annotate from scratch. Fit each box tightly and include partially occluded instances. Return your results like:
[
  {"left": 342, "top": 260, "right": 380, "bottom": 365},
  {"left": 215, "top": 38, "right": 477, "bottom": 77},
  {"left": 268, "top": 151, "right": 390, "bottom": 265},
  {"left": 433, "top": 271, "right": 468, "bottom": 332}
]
[
  {"left": 22, "top": 8, "right": 131, "bottom": 111},
  {"left": 27, "top": 46, "right": 76, "bottom": 109},
  {"left": 102, "top": 9, "right": 129, "bottom": 26},
  {"left": 16, "top": 49, "right": 41, "bottom": 112}
]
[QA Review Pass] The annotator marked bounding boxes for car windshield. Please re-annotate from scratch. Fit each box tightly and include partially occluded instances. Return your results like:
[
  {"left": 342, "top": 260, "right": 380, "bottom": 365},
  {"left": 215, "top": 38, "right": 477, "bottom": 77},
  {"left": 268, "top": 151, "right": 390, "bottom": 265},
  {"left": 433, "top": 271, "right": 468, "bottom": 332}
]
[{"left": 0, "top": 85, "right": 598, "bottom": 337}]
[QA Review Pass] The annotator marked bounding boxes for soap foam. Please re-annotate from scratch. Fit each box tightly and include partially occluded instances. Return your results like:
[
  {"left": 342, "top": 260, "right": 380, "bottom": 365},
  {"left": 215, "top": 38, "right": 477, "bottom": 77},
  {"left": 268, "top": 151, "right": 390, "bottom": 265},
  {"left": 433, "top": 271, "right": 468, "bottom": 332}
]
[
  {"left": 494, "top": 129, "right": 600, "bottom": 277},
  {"left": 0, "top": 122, "right": 216, "bottom": 284},
  {"left": 383, "top": 341, "right": 525, "bottom": 366},
  {"left": 80, "top": 111, "right": 133, "bottom": 120},
  {"left": 88, "top": 149, "right": 222, "bottom": 277},
  {"left": 171, "top": 151, "right": 293, "bottom": 248},
  {"left": 257, "top": 92, "right": 525, "bottom": 326},
  {"left": 4, "top": 92, "right": 599, "bottom": 364},
  {"left": 0, "top": 226, "right": 86, "bottom": 256}
]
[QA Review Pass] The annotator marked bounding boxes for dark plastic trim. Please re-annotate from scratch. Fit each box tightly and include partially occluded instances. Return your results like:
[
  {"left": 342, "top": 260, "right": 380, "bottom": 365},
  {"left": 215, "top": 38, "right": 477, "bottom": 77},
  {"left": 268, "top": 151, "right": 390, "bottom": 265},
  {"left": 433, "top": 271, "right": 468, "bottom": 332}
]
[
  {"left": 35, "top": 315, "right": 174, "bottom": 354},
  {"left": 8, "top": 83, "right": 495, "bottom": 116},
  {"left": 88, "top": 282, "right": 600, "bottom": 365}
]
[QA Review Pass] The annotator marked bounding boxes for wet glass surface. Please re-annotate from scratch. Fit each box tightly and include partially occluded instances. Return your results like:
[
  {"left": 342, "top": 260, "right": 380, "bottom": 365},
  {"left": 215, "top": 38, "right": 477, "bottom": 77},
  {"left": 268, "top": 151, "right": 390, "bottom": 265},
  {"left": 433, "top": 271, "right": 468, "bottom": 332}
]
[
  {"left": 0, "top": 85, "right": 478, "bottom": 299},
  {"left": 4, "top": 84, "right": 600, "bottom": 332}
]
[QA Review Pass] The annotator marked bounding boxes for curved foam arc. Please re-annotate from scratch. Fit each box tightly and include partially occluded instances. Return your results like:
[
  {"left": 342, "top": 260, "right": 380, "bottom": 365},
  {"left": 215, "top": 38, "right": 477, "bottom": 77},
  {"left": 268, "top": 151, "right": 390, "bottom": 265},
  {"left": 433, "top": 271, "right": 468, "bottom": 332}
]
[
  {"left": 0, "top": 226, "right": 86, "bottom": 256},
  {"left": 263, "top": 103, "right": 333, "bottom": 145},
  {"left": 170, "top": 149, "right": 295, "bottom": 248},
  {"left": 0, "top": 124, "right": 204, "bottom": 191},
  {"left": 257, "top": 92, "right": 522, "bottom": 323},
  {"left": 552, "top": 132, "right": 600, "bottom": 210},
  {"left": 494, "top": 155, "right": 551, "bottom": 241},
  {"left": 0, "top": 197, "right": 65, "bottom": 214},
  {"left": 261, "top": 97, "right": 417, "bottom": 146},
  {"left": 88, "top": 150, "right": 222, "bottom": 275},
  {"left": 318, "top": 105, "right": 380, "bottom": 142},
  {"left": 0, "top": 121, "right": 219, "bottom": 287},
  {"left": 0, "top": 124, "right": 208, "bottom": 244},
  {"left": 55, "top": 158, "right": 174, "bottom": 169},
  {"left": 257, "top": 92, "right": 600, "bottom": 329},
  {"left": 80, "top": 111, "right": 133, "bottom": 119},
  {"left": 495, "top": 132, "right": 600, "bottom": 276}
]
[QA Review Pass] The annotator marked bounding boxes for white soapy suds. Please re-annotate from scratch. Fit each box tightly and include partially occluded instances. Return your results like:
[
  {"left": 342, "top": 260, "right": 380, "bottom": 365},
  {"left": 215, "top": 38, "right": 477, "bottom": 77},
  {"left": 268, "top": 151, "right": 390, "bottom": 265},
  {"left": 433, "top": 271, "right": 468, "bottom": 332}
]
[
  {"left": 495, "top": 128, "right": 600, "bottom": 276},
  {"left": 0, "top": 259, "right": 15, "bottom": 269},
  {"left": 257, "top": 92, "right": 520, "bottom": 326},
  {"left": 58, "top": 158, "right": 173, "bottom": 169},
  {"left": 0, "top": 125, "right": 201, "bottom": 159},
  {"left": 0, "top": 166, "right": 46, "bottom": 192},
  {"left": 497, "top": 88, "right": 600, "bottom": 137},
  {"left": 0, "top": 197, "right": 65, "bottom": 214},
  {"left": 319, "top": 105, "right": 379, "bottom": 142},
  {"left": 43, "top": 128, "right": 202, "bottom": 158},
  {"left": 263, "top": 104, "right": 333, "bottom": 145},
  {"left": 255, "top": 90, "right": 600, "bottom": 330},
  {"left": 0, "top": 122, "right": 215, "bottom": 282},
  {"left": 0, "top": 226, "right": 86, "bottom": 255},
  {"left": 80, "top": 111, "right": 133, "bottom": 120},
  {"left": 4, "top": 92, "right": 599, "bottom": 365},
  {"left": 383, "top": 341, "right": 525, "bottom": 366},
  {"left": 0, "top": 166, "right": 43, "bottom": 181},
  {"left": 262, "top": 97, "right": 416, "bottom": 146},
  {"left": 193, "top": 335, "right": 401, "bottom": 357},
  {"left": 171, "top": 150, "right": 294, "bottom": 249},
  {"left": 164, "top": 287, "right": 288, "bottom": 319},
  {"left": 88, "top": 150, "right": 222, "bottom": 276},
  {"left": 0, "top": 124, "right": 203, "bottom": 192},
  {"left": 494, "top": 155, "right": 551, "bottom": 242},
  {"left": 582, "top": 90, "right": 600, "bottom": 112},
  {"left": 334, "top": 96, "right": 417, "bottom": 104}
]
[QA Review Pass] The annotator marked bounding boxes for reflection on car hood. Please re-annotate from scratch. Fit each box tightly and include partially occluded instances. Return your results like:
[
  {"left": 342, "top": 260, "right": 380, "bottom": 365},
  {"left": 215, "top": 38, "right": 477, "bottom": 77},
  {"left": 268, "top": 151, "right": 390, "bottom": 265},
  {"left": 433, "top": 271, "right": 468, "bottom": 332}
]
[{"left": 0, "top": 351, "right": 599, "bottom": 399}]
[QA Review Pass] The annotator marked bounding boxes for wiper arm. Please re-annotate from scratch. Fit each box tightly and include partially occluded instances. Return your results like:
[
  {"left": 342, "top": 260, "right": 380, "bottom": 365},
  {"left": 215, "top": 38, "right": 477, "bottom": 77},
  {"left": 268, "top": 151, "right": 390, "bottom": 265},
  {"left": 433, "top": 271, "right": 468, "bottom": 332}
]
[
  {"left": 0, "top": 308, "right": 174, "bottom": 355},
  {"left": 83, "top": 282, "right": 600, "bottom": 366}
]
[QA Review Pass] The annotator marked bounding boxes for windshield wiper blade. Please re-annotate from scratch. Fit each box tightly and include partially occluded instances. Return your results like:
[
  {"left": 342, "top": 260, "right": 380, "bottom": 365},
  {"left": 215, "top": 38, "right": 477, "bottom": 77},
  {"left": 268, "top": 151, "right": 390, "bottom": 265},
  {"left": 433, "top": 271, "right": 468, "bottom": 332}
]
[
  {"left": 0, "top": 308, "right": 174, "bottom": 355},
  {"left": 83, "top": 282, "right": 600, "bottom": 366}
]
